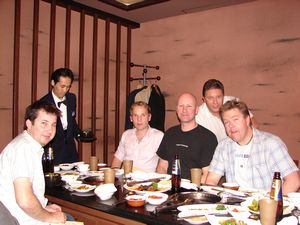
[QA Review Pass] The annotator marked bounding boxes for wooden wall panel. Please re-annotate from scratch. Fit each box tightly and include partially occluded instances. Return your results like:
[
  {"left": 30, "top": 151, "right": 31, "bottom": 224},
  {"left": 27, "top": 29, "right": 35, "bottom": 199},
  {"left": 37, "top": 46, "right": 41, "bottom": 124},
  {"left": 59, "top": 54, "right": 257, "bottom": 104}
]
[{"left": 0, "top": 0, "right": 136, "bottom": 166}]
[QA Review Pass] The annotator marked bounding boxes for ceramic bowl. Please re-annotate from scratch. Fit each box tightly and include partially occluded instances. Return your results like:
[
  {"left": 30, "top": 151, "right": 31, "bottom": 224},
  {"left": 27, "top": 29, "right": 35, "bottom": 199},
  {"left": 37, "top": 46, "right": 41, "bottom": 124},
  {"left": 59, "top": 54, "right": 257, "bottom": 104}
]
[
  {"left": 222, "top": 182, "right": 240, "bottom": 191},
  {"left": 145, "top": 192, "right": 168, "bottom": 205},
  {"left": 94, "top": 183, "right": 117, "bottom": 200},
  {"left": 126, "top": 195, "right": 146, "bottom": 207},
  {"left": 59, "top": 163, "right": 74, "bottom": 171},
  {"left": 77, "top": 163, "right": 90, "bottom": 172}
]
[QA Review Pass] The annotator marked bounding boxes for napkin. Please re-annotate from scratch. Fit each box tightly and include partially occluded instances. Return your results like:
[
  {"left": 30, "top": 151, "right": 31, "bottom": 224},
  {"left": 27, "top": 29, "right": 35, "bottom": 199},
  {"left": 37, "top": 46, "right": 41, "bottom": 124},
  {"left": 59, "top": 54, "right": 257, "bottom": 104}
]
[
  {"left": 277, "top": 216, "right": 298, "bottom": 225},
  {"left": 180, "top": 182, "right": 198, "bottom": 190}
]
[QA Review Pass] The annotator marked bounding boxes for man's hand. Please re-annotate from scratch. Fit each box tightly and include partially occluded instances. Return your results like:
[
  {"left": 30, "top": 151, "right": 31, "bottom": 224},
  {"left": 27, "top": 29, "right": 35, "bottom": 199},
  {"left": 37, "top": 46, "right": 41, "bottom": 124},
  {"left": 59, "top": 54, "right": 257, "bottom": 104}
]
[
  {"left": 156, "top": 159, "right": 168, "bottom": 174},
  {"left": 45, "top": 204, "right": 62, "bottom": 212}
]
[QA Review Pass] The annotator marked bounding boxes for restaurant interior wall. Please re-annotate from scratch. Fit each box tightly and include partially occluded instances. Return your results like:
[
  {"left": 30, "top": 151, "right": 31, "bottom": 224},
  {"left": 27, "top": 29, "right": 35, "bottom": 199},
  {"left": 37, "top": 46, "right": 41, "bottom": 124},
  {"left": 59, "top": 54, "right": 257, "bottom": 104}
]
[
  {"left": 131, "top": 0, "right": 300, "bottom": 162},
  {"left": 1, "top": 0, "right": 300, "bottom": 165},
  {"left": 0, "top": 0, "right": 138, "bottom": 164}
]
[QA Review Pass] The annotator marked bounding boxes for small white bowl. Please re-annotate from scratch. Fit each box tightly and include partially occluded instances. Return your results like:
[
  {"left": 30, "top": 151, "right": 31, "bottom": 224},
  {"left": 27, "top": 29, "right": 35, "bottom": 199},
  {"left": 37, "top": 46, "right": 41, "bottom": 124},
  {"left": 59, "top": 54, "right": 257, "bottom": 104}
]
[
  {"left": 72, "top": 161, "right": 85, "bottom": 167},
  {"left": 145, "top": 192, "right": 168, "bottom": 205},
  {"left": 77, "top": 163, "right": 90, "bottom": 172},
  {"left": 97, "top": 192, "right": 115, "bottom": 201},
  {"left": 59, "top": 163, "right": 74, "bottom": 171},
  {"left": 94, "top": 184, "right": 117, "bottom": 200}
]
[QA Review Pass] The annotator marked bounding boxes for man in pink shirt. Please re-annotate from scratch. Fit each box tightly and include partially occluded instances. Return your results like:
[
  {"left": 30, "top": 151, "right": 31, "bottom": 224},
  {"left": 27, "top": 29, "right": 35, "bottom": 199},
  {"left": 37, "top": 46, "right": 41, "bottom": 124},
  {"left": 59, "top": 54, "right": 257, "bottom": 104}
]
[{"left": 111, "top": 101, "right": 164, "bottom": 172}]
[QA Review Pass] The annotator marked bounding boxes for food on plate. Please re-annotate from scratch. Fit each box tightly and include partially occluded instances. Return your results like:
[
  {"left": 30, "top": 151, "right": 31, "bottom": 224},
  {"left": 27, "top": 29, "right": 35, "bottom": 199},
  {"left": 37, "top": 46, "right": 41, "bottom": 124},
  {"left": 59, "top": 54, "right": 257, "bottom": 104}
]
[
  {"left": 248, "top": 199, "right": 259, "bottom": 212},
  {"left": 148, "top": 195, "right": 163, "bottom": 199},
  {"left": 248, "top": 214, "right": 259, "bottom": 220},
  {"left": 75, "top": 185, "right": 91, "bottom": 190},
  {"left": 187, "top": 215, "right": 207, "bottom": 223},
  {"left": 131, "top": 182, "right": 161, "bottom": 192},
  {"left": 219, "top": 218, "right": 247, "bottom": 225},
  {"left": 216, "top": 204, "right": 226, "bottom": 210}
]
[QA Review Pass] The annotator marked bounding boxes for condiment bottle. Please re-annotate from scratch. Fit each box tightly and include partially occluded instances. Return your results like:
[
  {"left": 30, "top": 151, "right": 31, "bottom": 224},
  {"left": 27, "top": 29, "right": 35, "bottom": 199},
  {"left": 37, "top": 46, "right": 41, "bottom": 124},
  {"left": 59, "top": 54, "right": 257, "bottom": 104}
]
[
  {"left": 270, "top": 171, "right": 283, "bottom": 222},
  {"left": 171, "top": 154, "right": 181, "bottom": 193}
]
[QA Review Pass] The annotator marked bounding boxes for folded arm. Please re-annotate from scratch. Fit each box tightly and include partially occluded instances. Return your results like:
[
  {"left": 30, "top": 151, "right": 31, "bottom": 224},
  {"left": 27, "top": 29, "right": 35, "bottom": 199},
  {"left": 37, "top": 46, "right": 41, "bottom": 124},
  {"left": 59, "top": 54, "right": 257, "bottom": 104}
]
[{"left": 14, "top": 178, "right": 66, "bottom": 224}]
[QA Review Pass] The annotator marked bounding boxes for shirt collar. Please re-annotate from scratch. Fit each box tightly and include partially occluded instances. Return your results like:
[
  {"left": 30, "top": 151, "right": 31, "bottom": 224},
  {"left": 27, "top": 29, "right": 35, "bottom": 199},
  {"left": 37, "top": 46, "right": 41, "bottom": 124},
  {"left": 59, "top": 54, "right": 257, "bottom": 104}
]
[
  {"left": 23, "top": 130, "right": 44, "bottom": 153},
  {"left": 51, "top": 91, "right": 66, "bottom": 106}
]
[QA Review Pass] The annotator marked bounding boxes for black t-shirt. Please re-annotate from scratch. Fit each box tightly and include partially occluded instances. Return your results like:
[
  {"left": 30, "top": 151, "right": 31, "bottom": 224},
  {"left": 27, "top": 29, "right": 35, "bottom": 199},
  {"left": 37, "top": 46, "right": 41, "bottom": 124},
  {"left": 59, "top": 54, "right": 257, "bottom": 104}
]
[{"left": 156, "top": 125, "right": 218, "bottom": 179}]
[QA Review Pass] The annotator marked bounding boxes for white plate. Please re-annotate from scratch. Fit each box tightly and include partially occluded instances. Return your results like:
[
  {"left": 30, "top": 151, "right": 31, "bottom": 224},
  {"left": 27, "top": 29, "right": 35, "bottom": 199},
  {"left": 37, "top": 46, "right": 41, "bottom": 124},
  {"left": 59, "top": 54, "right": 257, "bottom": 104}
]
[
  {"left": 206, "top": 215, "right": 260, "bottom": 225},
  {"left": 124, "top": 183, "right": 170, "bottom": 194},
  {"left": 177, "top": 204, "right": 228, "bottom": 215},
  {"left": 70, "top": 184, "right": 96, "bottom": 193},
  {"left": 240, "top": 198, "right": 292, "bottom": 215},
  {"left": 178, "top": 211, "right": 208, "bottom": 225}
]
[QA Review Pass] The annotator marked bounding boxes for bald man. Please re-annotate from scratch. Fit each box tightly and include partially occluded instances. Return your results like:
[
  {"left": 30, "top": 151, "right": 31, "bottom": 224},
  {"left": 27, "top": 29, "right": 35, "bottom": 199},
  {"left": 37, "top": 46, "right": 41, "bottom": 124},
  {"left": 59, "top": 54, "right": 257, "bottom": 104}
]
[{"left": 156, "top": 93, "right": 218, "bottom": 181}]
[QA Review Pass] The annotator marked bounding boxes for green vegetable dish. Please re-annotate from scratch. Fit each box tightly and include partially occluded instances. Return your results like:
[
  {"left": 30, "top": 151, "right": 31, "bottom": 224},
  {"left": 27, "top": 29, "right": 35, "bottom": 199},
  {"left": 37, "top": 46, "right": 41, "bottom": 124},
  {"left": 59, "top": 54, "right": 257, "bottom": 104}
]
[
  {"left": 215, "top": 204, "right": 226, "bottom": 210},
  {"left": 248, "top": 199, "right": 259, "bottom": 211},
  {"left": 219, "top": 218, "right": 247, "bottom": 225}
]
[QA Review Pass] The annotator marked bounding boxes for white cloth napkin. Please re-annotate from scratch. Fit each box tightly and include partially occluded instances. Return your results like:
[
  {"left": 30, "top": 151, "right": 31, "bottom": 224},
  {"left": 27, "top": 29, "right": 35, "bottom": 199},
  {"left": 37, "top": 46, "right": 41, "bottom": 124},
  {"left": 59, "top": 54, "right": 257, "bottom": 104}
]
[
  {"left": 277, "top": 216, "right": 298, "bottom": 225},
  {"left": 180, "top": 182, "right": 198, "bottom": 190}
]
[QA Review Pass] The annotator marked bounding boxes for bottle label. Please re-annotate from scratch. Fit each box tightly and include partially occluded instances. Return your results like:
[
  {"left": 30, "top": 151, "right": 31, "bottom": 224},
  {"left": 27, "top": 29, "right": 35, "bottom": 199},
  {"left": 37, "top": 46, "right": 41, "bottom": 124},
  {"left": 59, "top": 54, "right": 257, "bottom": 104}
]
[
  {"left": 270, "top": 179, "right": 282, "bottom": 201},
  {"left": 172, "top": 160, "right": 181, "bottom": 175}
]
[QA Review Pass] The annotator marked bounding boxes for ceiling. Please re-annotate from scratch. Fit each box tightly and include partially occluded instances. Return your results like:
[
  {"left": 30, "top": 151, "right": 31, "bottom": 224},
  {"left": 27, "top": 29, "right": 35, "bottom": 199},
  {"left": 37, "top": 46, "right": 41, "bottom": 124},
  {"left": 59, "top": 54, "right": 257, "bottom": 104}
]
[{"left": 74, "top": 0, "right": 255, "bottom": 24}]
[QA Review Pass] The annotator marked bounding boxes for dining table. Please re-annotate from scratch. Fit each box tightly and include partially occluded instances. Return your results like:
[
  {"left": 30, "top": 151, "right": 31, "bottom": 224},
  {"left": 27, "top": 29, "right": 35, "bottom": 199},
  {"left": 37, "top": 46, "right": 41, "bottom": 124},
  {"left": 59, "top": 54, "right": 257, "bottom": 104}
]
[{"left": 45, "top": 170, "right": 298, "bottom": 225}]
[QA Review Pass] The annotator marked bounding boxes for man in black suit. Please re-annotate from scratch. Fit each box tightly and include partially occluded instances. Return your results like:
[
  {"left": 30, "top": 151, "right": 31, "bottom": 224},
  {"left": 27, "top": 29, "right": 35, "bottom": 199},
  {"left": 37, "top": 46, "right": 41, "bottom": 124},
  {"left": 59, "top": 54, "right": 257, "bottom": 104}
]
[{"left": 40, "top": 68, "right": 81, "bottom": 164}]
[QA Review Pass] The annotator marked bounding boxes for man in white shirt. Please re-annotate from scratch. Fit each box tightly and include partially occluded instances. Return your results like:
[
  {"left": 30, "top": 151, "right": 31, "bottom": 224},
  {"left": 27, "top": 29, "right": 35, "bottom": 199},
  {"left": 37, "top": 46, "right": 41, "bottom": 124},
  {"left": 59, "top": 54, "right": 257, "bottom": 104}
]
[
  {"left": 195, "top": 79, "right": 258, "bottom": 142},
  {"left": 111, "top": 101, "right": 164, "bottom": 172},
  {"left": 0, "top": 101, "right": 67, "bottom": 225}
]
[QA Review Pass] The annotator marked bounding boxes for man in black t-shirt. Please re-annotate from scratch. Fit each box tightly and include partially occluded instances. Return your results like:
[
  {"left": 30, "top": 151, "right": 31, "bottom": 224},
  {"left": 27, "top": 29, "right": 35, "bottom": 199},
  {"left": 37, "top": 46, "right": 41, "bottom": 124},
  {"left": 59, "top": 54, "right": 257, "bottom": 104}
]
[{"left": 156, "top": 93, "right": 218, "bottom": 180}]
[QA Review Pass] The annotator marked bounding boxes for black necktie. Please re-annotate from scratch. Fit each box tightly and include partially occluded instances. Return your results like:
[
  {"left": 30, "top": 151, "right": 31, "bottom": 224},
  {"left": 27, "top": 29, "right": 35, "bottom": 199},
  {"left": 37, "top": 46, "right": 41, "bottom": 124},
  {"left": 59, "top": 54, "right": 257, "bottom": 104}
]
[{"left": 58, "top": 100, "right": 67, "bottom": 107}]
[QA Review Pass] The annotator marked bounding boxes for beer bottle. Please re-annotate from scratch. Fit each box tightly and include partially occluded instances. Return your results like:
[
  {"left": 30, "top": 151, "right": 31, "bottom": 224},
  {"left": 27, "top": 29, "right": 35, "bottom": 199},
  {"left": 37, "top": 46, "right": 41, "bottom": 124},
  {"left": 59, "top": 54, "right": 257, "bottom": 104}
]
[
  {"left": 171, "top": 154, "right": 181, "bottom": 193},
  {"left": 47, "top": 146, "right": 54, "bottom": 173},
  {"left": 42, "top": 146, "right": 54, "bottom": 173},
  {"left": 270, "top": 171, "right": 283, "bottom": 222}
]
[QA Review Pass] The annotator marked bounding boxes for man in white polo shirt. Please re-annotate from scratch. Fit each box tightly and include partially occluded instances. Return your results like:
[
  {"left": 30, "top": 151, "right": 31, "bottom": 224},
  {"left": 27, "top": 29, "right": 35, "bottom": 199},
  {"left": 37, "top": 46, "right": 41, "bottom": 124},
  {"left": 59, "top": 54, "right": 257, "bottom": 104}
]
[
  {"left": 196, "top": 79, "right": 258, "bottom": 142},
  {"left": 0, "top": 101, "right": 66, "bottom": 225}
]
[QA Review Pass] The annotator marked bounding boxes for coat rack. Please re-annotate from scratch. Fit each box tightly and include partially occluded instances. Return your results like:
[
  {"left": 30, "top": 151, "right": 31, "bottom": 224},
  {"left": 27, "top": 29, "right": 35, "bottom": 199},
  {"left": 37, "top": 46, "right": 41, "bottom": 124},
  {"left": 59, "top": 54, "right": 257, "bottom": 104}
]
[{"left": 130, "top": 62, "right": 161, "bottom": 86}]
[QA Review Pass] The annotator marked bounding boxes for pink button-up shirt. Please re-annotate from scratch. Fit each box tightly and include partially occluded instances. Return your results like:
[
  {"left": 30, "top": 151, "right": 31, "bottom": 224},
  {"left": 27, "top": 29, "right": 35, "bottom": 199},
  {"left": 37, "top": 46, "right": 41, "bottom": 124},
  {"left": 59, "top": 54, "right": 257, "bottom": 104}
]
[{"left": 114, "top": 127, "right": 164, "bottom": 172}]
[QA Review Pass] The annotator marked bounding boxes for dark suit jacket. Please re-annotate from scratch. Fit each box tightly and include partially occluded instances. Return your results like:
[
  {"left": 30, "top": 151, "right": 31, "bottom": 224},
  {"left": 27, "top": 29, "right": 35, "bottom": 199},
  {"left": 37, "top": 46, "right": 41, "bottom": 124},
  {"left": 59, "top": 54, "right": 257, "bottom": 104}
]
[{"left": 40, "top": 92, "right": 81, "bottom": 164}]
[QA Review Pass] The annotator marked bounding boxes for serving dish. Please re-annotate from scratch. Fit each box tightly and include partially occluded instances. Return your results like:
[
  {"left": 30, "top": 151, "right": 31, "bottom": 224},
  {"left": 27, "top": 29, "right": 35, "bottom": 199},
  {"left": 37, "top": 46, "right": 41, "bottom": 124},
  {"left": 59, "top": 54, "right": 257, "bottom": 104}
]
[
  {"left": 177, "top": 204, "right": 228, "bottom": 215},
  {"left": 82, "top": 176, "right": 104, "bottom": 185},
  {"left": 94, "top": 183, "right": 117, "bottom": 201},
  {"left": 240, "top": 197, "right": 292, "bottom": 215},
  {"left": 124, "top": 182, "right": 170, "bottom": 194},
  {"left": 177, "top": 211, "right": 208, "bottom": 225},
  {"left": 126, "top": 195, "right": 146, "bottom": 207},
  {"left": 70, "top": 184, "right": 96, "bottom": 193},
  {"left": 59, "top": 163, "right": 74, "bottom": 171},
  {"left": 177, "top": 192, "right": 222, "bottom": 204},
  {"left": 144, "top": 192, "right": 168, "bottom": 205}
]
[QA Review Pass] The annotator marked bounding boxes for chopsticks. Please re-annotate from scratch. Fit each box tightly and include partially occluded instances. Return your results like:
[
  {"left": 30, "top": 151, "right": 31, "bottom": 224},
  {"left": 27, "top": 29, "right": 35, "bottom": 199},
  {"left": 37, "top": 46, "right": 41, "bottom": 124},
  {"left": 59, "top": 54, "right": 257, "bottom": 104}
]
[{"left": 126, "top": 177, "right": 165, "bottom": 187}]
